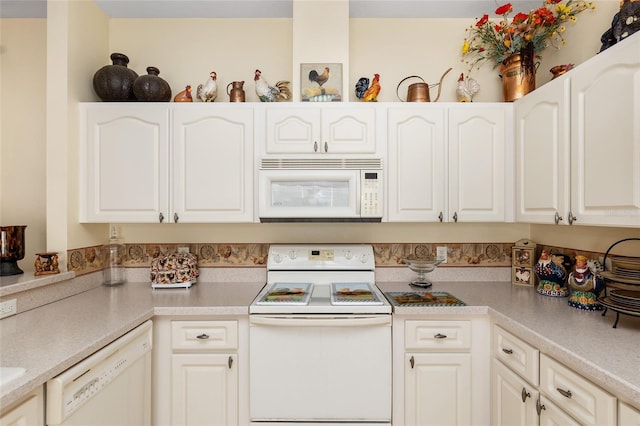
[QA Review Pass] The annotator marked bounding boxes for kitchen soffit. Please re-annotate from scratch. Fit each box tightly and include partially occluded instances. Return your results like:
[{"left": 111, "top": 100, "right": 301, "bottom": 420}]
[{"left": 1, "top": 0, "right": 543, "bottom": 19}]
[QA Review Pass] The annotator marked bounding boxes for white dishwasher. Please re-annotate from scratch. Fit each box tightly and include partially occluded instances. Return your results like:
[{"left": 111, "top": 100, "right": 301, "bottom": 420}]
[{"left": 46, "top": 320, "right": 152, "bottom": 426}]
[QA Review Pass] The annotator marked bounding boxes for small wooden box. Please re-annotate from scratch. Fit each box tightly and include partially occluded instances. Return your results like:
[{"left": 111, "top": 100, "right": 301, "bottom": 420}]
[{"left": 512, "top": 239, "right": 536, "bottom": 286}]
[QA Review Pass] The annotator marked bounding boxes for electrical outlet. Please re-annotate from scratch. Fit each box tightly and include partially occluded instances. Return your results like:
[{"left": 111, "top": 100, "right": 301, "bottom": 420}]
[
  {"left": 177, "top": 246, "right": 190, "bottom": 253},
  {"left": 0, "top": 299, "right": 17, "bottom": 319},
  {"left": 436, "top": 246, "right": 448, "bottom": 263}
]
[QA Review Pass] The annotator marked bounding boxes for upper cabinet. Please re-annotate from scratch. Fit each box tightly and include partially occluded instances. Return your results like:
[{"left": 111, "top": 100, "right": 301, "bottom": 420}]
[
  {"left": 80, "top": 104, "right": 254, "bottom": 223},
  {"left": 263, "top": 104, "right": 378, "bottom": 155},
  {"left": 388, "top": 104, "right": 513, "bottom": 223},
  {"left": 515, "top": 32, "right": 640, "bottom": 227}
]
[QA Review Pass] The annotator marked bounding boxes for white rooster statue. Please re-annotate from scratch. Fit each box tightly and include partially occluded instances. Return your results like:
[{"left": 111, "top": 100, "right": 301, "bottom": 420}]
[
  {"left": 456, "top": 73, "right": 480, "bottom": 102},
  {"left": 254, "top": 69, "right": 291, "bottom": 102},
  {"left": 196, "top": 71, "right": 218, "bottom": 102}
]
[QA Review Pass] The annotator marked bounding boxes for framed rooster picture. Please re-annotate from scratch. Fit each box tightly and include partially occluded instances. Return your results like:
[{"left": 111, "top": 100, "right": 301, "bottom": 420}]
[{"left": 301, "top": 63, "right": 342, "bottom": 102}]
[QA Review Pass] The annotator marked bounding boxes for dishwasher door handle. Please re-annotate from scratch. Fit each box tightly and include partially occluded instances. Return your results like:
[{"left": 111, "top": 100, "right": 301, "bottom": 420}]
[{"left": 250, "top": 315, "right": 391, "bottom": 327}]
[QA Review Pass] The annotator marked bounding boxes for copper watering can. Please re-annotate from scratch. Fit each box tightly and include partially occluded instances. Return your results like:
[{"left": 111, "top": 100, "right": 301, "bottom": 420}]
[
  {"left": 397, "top": 68, "right": 452, "bottom": 102},
  {"left": 227, "top": 81, "right": 245, "bottom": 102}
]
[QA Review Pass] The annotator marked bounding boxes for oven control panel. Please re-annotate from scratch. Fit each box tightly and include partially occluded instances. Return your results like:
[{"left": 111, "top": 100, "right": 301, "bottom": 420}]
[{"left": 267, "top": 244, "right": 374, "bottom": 270}]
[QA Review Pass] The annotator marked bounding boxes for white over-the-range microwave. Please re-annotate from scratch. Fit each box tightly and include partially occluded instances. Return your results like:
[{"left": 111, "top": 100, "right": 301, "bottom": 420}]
[{"left": 258, "top": 158, "right": 383, "bottom": 222}]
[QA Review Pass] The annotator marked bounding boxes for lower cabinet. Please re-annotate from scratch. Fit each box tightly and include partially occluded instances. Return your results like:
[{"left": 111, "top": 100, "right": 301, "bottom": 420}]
[
  {"left": 0, "top": 386, "right": 44, "bottom": 426},
  {"left": 492, "top": 358, "right": 539, "bottom": 426},
  {"left": 153, "top": 318, "right": 244, "bottom": 426},
  {"left": 619, "top": 401, "right": 640, "bottom": 425},
  {"left": 394, "top": 316, "right": 490, "bottom": 426}
]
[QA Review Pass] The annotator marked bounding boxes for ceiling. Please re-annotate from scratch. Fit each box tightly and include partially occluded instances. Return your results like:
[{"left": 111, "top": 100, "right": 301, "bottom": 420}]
[{"left": 1, "top": 0, "right": 543, "bottom": 19}]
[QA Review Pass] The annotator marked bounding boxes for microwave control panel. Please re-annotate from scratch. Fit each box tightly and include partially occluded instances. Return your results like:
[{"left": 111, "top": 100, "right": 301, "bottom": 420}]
[{"left": 361, "top": 170, "right": 383, "bottom": 217}]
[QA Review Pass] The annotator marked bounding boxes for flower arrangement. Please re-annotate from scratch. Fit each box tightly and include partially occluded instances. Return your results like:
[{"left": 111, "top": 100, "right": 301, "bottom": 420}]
[{"left": 462, "top": 0, "right": 595, "bottom": 71}]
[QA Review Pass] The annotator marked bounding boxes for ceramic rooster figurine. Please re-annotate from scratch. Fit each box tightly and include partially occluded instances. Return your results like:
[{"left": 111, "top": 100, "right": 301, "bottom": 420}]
[
  {"left": 173, "top": 85, "right": 193, "bottom": 102},
  {"left": 196, "top": 71, "right": 218, "bottom": 102},
  {"left": 356, "top": 73, "right": 381, "bottom": 102},
  {"left": 456, "top": 73, "right": 480, "bottom": 102},
  {"left": 254, "top": 69, "right": 291, "bottom": 102},
  {"left": 534, "top": 250, "right": 569, "bottom": 297}
]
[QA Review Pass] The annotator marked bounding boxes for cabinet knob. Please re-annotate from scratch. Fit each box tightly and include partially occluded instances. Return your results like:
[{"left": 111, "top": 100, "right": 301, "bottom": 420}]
[
  {"left": 313, "top": 141, "right": 318, "bottom": 152},
  {"left": 438, "top": 212, "right": 443, "bottom": 222},
  {"left": 568, "top": 212, "right": 577, "bottom": 225},
  {"left": 536, "top": 398, "right": 546, "bottom": 415},
  {"left": 521, "top": 387, "right": 531, "bottom": 403},
  {"left": 196, "top": 333, "right": 210, "bottom": 340},
  {"left": 556, "top": 387, "right": 572, "bottom": 398},
  {"left": 452, "top": 212, "right": 458, "bottom": 222},
  {"left": 554, "top": 211, "right": 563, "bottom": 224},
  {"left": 159, "top": 212, "right": 165, "bottom": 223},
  {"left": 409, "top": 355, "right": 415, "bottom": 369},
  {"left": 502, "top": 348, "right": 514, "bottom": 355},
  {"left": 228, "top": 356, "right": 234, "bottom": 369},
  {"left": 174, "top": 213, "right": 179, "bottom": 223},
  {"left": 434, "top": 333, "right": 447, "bottom": 339},
  {"left": 324, "top": 141, "right": 328, "bottom": 153}
]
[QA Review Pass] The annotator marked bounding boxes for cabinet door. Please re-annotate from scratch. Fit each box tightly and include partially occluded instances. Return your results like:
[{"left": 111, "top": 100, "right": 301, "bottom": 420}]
[
  {"left": 0, "top": 387, "right": 43, "bottom": 426},
  {"left": 515, "top": 77, "right": 571, "bottom": 225},
  {"left": 171, "top": 354, "right": 238, "bottom": 426},
  {"left": 265, "top": 107, "right": 320, "bottom": 154},
  {"left": 618, "top": 401, "right": 640, "bottom": 425},
  {"left": 570, "top": 33, "right": 640, "bottom": 227},
  {"left": 80, "top": 105, "right": 169, "bottom": 223},
  {"left": 491, "top": 359, "right": 538, "bottom": 426},
  {"left": 387, "top": 107, "right": 446, "bottom": 222},
  {"left": 449, "top": 105, "right": 510, "bottom": 222},
  {"left": 538, "top": 395, "right": 582, "bottom": 426},
  {"left": 172, "top": 107, "right": 254, "bottom": 222},
  {"left": 405, "top": 353, "right": 471, "bottom": 426},
  {"left": 321, "top": 107, "right": 376, "bottom": 154}
]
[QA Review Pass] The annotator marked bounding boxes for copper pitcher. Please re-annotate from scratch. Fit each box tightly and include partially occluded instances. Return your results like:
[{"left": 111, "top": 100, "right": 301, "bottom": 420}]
[
  {"left": 227, "top": 81, "right": 245, "bottom": 102},
  {"left": 397, "top": 68, "right": 452, "bottom": 102}
]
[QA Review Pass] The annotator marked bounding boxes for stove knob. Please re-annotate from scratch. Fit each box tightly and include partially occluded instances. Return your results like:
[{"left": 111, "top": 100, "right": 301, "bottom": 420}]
[
  {"left": 288, "top": 250, "right": 297, "bottom": 260},
  {"left": 360, "top": 253, "right": 368, "bottom": 263},
  {"left": 272, "top": 253, "right": 283, "bottom": 263},
  {"left": 344, "top": 250, "right": 353, "bottom": 260}
]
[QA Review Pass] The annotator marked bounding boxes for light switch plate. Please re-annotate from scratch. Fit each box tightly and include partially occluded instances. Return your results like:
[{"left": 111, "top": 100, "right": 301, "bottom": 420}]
[
  {"left": 0, "top": 299, "right": 17, "bottom": 319},
  {"left": 437, "top": 246, "right": 448, "bottom": 263}
]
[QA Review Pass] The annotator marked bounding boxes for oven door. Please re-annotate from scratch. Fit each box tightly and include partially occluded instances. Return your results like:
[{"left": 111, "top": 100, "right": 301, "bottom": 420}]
[
  {"left": 258, "top": 169, "right": 360, "bottom": 220},
  {"left": 249, "top": 314, "right": 392, "bottom": 423}
]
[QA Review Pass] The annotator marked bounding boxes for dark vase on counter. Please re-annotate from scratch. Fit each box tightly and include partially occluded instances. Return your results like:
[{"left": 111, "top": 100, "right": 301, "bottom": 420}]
[
  {"left": 0, "top": 225, "right": 26, "bottom": 276},
  {"left": 133, "top": 66, "right": 172, "bottom": 102},
  {"left": 93, "top": 53, "right": 138, "bottom": 101}
]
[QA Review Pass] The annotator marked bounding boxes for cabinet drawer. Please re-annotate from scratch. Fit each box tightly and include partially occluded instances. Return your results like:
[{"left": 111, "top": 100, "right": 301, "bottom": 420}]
[
  {"left": 405, "top": 320, "right": 471, "bottom": 351},
  {"left": 540, "top": 354, "right": 616, "bottom": 425},
  {"left": 492, "top": 325, "right": 539, "bottom": 386},
  {"left": 171, "top": 321, "right": 238, "bottom": 351}
]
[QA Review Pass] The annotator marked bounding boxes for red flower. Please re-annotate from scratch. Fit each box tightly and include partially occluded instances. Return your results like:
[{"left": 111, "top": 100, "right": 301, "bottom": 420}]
[
  {"left": 476, "top": 14, "right": 489, "bottom": 26},
  {"left": 512, "top": 12, "right": 529, "bottom": 24},
  {"left": 495, "top": 3, "right": 513, "bottom": 15}
]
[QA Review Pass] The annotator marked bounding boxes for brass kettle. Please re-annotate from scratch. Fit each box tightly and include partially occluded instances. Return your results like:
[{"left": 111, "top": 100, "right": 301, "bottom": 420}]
[
  {"left": 397, "top": 68, "right": 452, "bottom": 102},
  {"left": 227, "top": 81, "right": 245, "bottom": 102}
]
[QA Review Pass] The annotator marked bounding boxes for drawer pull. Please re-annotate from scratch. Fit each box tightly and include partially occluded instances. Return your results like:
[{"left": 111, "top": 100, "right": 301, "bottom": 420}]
[
  {"left": 556, "top": 388, "right": 572, "bottom": 399},
  {"left": 410, "top": 355, "right": 415, "bottom": 369},
  {"left": 196, "top": 333, "right": 210, "bottom": 340},
  {"left": 228, "top": 356, "right": 233, "bottom": 369},
  {"left": 434, "top": 333, "right": 447, "bottom": 339},
  {"left": 536, "top": 399, "right": 546, "bottom": 415},
  {"left": 502, "top": 348, "right": 514, "bottom": 355},
  {"left": 521, "top": 387, "right": 531, "bottom": 403}
]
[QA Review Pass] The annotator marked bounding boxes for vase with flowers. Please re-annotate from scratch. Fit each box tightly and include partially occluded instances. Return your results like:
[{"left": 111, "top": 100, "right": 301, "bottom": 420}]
[{"left": 461, "top": 0, "right": 595, "bottom": 101}]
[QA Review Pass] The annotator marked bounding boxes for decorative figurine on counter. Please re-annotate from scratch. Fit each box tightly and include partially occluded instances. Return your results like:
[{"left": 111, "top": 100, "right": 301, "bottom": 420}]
[
  {"left": 355, "top": 73, "right": 381, "bottom": 102},
  {"left": 34, "top": 252, "right": 60, "bottom": 276},
  {"left": 196, "top": 71, "right": 218, "bottom": 102},
  {"left": 534, "top": 249, "right": 569, "bottom": 297},
  {"left": 173, "top": 85, "right": 193, "bottom": 102},
  {"left": 254, "top": 69, "right": 291, "bottom": 102},
  {"left": 567, "top": 255, "right": 604, "bottom": 310},
  {"left": 456, "top": 73, "right": 480, "bottom": 102}
]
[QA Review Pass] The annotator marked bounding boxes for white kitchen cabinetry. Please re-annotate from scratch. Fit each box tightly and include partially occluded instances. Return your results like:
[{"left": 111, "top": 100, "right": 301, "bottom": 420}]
[
  {"left": 393, "top": 317, "right": 490, "bottom": 425},
  {"left": 80, "top": 104, "right": 254, "bottom": 223},
  {"left": 172, "top": 106, "right": 254, "bottom": 222},
  {"left": 80, "top": 104, "right": 169, "bottom": 223},
  {"left": 153, "top": 318, "right": 241, "bottom": 426},
  {"left": 618, "top": 401, "right": 640, "bottom": 425},
  {"left": 263, "top": 104, "right": 377, "bottom": 155},
  {"left": 0, "top": 386, "right": 43, "bottom": 426},
  {"left": 388, "top": 104, "right": 512, "bottom": 222},
  {"left": 515, "top": 32, "right": 640, "bottom": 227},
  {"left": 492, "top": 358, "right": 539, "bottom": 426}
]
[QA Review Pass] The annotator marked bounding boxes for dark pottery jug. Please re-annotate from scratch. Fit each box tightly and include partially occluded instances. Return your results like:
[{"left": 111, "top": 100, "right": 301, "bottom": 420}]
[
  {"left": 134, "top": 66, "right": 172, "bottom": 102},
  {"left": 0, "top": 225, "right": 26, "bottom": 276},
  {"left": 93, "top": 53, "right": 139, "bottom": 102}
]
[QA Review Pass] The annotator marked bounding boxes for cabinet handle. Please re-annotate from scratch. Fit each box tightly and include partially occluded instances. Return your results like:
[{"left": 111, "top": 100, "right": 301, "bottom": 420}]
[
  {"left": 434, "top": 333, "right": 447, "bottom": 339},
  {"left": 438, "top": 212, "right": 443, "bottom": 222},
  {"left": 502, "top": 348, "right": 514, "bottom": 355},
  {"left": 174, "top": 213, "right": 179, "bottom": 223},
  {"left": 536, "top": 398, "right": 546, "bottom": 415},
  {"left": 453, "top": 212, "right": 458, "bottom": 222},
  {"left": 521, "top": 387, "right": 531, "bottom": 403},
  {"left": 556, "top": 387, "right": 572, "bottom": 398},
  {"left": 409, "top": 355, "right": 415, "bottom": 369},
  {"left": 159, "top": 212, "right": 165, "bottom": 223},
  {"left": 554, "top": 211, "right": 563, "bottom": 224},
  {"left": 313, "top": 141, "right": 318, "bottom": 152},
  {"left": 196, "top": 333, "right": 210, "bottom": 340},
  {"left": 568, "top": 211, "right": 577, "bottom": 225},
  {"left": 228, "top": 356, "right": 233, "bottom": 369},
  {"left": 324, "top": 141, "right": 328, "bottom": 152}
]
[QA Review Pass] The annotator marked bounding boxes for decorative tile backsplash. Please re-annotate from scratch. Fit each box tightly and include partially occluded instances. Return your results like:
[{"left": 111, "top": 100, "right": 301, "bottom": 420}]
[{"left": 66, "top": 242, "right": 606, "bottom": 277}]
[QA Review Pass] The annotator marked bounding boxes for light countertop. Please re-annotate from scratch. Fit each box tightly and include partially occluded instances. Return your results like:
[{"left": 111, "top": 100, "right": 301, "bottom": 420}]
[{"left": 1, "top": 279, "right": 639, "bottom": 412}]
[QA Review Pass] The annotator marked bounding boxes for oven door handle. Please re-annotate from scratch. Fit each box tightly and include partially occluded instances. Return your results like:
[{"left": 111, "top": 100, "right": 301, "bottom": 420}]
[{"left": 250, "top": 315, "right": 391, "bottom": 327}]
